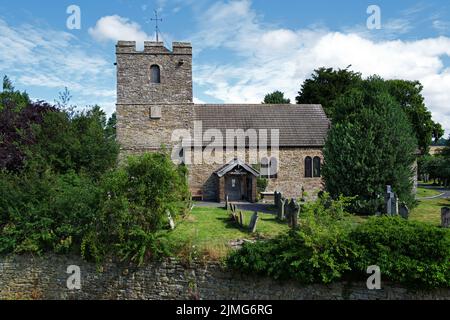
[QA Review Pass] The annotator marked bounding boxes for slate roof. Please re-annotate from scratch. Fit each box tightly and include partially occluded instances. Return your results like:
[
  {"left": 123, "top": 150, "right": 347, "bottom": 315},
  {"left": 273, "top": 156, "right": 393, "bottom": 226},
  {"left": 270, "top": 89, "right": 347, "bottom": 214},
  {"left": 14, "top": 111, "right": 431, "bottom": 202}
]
[{"left": 193, "top": 104, "right": 330, "bottom": 147}]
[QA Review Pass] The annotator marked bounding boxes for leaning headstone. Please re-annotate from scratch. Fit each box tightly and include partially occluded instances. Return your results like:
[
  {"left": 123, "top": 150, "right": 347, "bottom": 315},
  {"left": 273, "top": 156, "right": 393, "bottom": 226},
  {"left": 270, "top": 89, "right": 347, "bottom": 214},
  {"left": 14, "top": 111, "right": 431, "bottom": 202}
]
[
  {"left": 166, "top": 210, "right": 175, "bottom": 230},
  {"left": 239, "top": 211, "right": 244, "bottom": 227},
  {"left": 248, "top": 212, "right": 259, "bottom": 233},
  {"left": 441, "top": 207, "right": 450, "bottom": 228},
  {"left": 399, "top": 203, "right": 409, "bottom": 220}
]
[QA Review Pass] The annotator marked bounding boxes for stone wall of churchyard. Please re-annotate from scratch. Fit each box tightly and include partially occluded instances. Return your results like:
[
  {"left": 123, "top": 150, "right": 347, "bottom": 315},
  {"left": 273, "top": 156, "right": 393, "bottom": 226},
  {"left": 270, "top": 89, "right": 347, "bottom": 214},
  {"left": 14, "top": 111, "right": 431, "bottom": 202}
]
[{"left": 1, "top": 254, "right": 449, "bottom": 300}]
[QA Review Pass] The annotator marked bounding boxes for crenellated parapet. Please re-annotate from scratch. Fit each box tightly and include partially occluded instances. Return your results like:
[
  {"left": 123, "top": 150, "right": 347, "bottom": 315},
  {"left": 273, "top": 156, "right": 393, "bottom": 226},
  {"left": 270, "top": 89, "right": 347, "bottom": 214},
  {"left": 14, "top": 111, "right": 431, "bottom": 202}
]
[{"left": 116, "top": 41, "right": 192, "bottom": 55}]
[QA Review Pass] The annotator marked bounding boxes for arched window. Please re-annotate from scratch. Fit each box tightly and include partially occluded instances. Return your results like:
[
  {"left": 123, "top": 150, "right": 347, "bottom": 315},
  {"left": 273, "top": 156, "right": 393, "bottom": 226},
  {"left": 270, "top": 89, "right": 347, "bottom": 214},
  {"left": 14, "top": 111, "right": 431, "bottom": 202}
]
[
  {"left": 150, "top": 65, "right": 160, "bottom": 84},
  {"left": 313, "top": 157, "right": 321, "bottom": 178},
  {"left": 305, "top": 157, "right": 312, "bottom": 178}
]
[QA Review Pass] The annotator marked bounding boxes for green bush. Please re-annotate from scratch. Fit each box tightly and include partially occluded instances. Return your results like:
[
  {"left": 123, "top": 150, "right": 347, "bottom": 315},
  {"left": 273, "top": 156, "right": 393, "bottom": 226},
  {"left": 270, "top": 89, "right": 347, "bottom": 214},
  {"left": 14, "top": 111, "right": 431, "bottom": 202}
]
[
  {"left": 227, "top": 195, "right": 450, "bottom": 288},
  {"left": 0, "top": 152, "right": 190, "bottom": 265},
  {"left": 350, "top": 216, "right": 450, "bottom": 288},
  {"left": 81, "top": 152, "right": 190, "bottom": 265},
  {"left": 27, "top": 106, "right": 119, "bottom": 180},
  {"left": 227, "top": 194, "right": 357, "bottom": 284},
  {"left": 0, "top": 170, "right": 100, "bottom": 255}
]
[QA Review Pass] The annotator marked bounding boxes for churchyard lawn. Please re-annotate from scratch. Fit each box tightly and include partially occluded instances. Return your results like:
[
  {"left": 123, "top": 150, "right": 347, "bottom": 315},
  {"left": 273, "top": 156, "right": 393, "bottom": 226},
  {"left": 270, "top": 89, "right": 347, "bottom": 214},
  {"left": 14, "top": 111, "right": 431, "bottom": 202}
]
[
  {"left": 162, "top": 186, "right": 448, "bottom": 260},
  {"left": 411, "top": 197, "right": 450, "bottom": 226},
  {"left": 162, "top": 206, "right": 289, "bottom": 260}
]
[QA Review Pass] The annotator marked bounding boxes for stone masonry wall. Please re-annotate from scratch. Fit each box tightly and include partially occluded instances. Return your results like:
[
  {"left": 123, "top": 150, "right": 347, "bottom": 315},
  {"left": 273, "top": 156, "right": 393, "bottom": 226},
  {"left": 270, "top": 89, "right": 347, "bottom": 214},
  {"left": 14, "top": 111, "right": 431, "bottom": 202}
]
[
  {"left": 118, "top": 146, "right": 324, "bottom": 202},
  {"left": 116, "top": 41, "right": 193, "bottom": 104},
  {"left": 117, "top": 104, "right": 194, "bottom": 151},
  {"left": 0, "top": 255, "right": 448, "bottom": 300}
]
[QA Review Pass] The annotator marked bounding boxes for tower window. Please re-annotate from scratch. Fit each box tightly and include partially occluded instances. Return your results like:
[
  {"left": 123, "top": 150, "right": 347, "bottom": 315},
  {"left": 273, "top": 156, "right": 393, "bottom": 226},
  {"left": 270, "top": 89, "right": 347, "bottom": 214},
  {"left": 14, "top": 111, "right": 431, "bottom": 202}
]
[{"left": 150, "top": 65, "right": 160, "bottom": 84}]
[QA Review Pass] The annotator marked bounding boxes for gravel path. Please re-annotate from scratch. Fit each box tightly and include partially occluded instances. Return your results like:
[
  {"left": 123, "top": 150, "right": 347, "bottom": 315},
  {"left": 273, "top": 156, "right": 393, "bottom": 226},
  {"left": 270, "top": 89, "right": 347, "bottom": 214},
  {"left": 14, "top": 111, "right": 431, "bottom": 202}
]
[
  {"left": 194, "top": 201, "right": 276, "bottom": 214},
  {"left": 416, "top": 184, "right": 450, "bottom": 200}
]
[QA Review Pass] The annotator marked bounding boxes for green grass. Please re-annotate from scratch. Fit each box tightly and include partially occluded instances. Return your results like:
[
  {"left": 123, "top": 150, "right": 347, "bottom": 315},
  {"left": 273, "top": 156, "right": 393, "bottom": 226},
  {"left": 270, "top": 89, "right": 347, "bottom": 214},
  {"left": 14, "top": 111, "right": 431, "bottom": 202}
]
[
  {"left": 162, "top": 206, "right": 288, "bottom": 260},
  {"left": 410, "top": 197, "right": 450, "bottom": 226},
  {"left": 161, "top": 193, "right": 449, "bottom": 261},
  {"left": 416, "top": 187, "right": 443, "bottom": 198}
]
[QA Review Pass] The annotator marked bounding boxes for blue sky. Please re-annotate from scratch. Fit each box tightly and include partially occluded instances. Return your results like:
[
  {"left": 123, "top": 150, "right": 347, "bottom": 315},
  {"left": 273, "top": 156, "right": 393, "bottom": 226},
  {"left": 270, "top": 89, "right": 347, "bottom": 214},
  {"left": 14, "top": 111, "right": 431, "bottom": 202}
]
[{"left": 1, "top": 0, "right": 450, "bottom": 134}]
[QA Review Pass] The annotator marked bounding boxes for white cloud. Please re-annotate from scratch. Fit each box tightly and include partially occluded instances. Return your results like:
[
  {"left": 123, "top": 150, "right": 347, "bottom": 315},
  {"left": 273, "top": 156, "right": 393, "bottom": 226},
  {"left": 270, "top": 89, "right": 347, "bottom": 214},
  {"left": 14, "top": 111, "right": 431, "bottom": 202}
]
[
  {"left": 192, "top": 0, "right": 450, "bottom": 135},
  {"left": 89, "top": 15, "right": 152, "bottom": 49}
]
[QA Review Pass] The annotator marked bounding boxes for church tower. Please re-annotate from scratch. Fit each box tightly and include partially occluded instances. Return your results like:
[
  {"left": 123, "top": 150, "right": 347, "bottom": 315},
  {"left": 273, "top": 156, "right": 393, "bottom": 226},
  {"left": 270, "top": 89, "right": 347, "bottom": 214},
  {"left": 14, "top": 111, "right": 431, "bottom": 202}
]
[
  {"left": 115, "top": 41, "right": 194, "bottom": 153},
  {"left": 116, "top": 41, "right": 193, "bottom": 105}
]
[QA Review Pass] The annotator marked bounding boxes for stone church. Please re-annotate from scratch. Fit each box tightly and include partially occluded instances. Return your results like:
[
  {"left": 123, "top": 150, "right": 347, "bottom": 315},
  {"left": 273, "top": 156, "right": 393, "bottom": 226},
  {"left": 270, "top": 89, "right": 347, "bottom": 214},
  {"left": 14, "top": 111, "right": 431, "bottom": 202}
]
[{"left": 116, "top": 41, "right": 330, "bottom": 203}]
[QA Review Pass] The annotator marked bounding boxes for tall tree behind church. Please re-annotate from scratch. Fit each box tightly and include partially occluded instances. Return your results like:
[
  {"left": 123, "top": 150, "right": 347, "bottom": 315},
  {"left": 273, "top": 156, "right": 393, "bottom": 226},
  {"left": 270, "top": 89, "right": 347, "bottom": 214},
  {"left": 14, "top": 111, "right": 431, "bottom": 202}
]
[{"left": 296, "top": 67, "right": 441, "bottom": 153}]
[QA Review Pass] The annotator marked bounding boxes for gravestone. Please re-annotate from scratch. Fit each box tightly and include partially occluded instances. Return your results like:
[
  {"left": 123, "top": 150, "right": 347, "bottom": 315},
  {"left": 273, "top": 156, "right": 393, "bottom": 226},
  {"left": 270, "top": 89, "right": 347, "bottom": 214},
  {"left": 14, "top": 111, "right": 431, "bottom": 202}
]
[
  {"left": 166, "top": 210, "right": 175, "bottom": 230},
  {"left": 278, "top": 198, "right": 287, "bottom": 221},
  {"left": 399, "top": 203, "right": 409, "bottom": 220},
  {"left": 392, "top": 196, "right": 399, "bottom": 215},
  {"left": 274, "top": 192, "right": 280, "bottom": 208},
  {"left": 286, "top": 199, "right": 300, "bottom": 229},
  {"left": 385, "top": 185, "right": 398, "bottom": 216},
  {"left": 248, "top": 212, "right": 259, "bottom": 233},
  {"left": 441, "top": 207, "right": 450, "bottom": 228},
  {"left": 398, "top": 202, "right": 409, "bottom": 220},
  {"left": 239, "top": 211, "right": 244, "bottom": 227}
]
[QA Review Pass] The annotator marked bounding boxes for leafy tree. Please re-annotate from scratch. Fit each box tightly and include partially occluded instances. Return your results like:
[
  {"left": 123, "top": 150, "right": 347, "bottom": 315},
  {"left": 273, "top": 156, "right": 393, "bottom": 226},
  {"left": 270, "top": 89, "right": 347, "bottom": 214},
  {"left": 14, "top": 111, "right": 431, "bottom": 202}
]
[
  {"left": 0, "top": 100, "right": 56, "bottom": 172},
  {"left": 0, "top": 76, "right": 30, "bottom": 111},
  {"left": 263, "top": 91, "right": 291, "bottom": 104},
  {"left": 296, "top": 67, "right": 362, "bottom": 118},
  {"left": 385, "top": 79, "right": 436, "bottom": 153},
  {"left": 322, "top": 78, "right": 417, "bottom": 214},
  {"left": 296, "top": 68, "right": 440, "bottom": 152},
  {"left": 82, "top": 152, "right": 190, "bottom": 265},
  {"left": 27, "top": 105, "right": 119, "bottom": 179},
  {"left": 432, "top": 122, "right": 445, "bottom": 144},
  {"left": 105, "top": 112, "right": 117, "bottom": 140}
]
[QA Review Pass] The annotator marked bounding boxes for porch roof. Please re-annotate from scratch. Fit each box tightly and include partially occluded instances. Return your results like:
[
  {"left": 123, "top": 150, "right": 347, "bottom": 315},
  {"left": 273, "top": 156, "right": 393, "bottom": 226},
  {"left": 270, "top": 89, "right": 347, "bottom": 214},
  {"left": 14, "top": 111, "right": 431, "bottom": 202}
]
[{"left": 214, "top": 158, "right": 260, "bottom": 178}]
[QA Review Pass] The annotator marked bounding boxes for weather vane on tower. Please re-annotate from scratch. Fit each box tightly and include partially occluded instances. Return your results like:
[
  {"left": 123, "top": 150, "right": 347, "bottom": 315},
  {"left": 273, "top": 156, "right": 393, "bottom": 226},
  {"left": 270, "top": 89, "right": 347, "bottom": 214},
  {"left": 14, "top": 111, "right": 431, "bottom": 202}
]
[{"left": 150, "top": 9, "right": 163, "bottom": 42}]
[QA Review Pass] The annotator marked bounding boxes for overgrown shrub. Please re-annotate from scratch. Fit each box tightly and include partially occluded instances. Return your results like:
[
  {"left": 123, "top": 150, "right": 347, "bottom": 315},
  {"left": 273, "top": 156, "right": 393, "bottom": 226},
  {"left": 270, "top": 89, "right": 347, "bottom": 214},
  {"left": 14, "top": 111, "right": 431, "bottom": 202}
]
[
  {"left": 350, "top": 216, "right": 450, "bottom": 288},
  {"left": 0, "top": 152, "right": 190, "bottom": 265},
  {"left": 81, "top": 152, "right": 190, "bottom": 265},
  {"left": 227, "top": 195, "right": 450, "bottom": 288},
  {"left": 227, "top": 194, "right": 357, "bottom": 284},
  {"left": 0, "top": 170, "right": 100, "bottom": 255}
]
